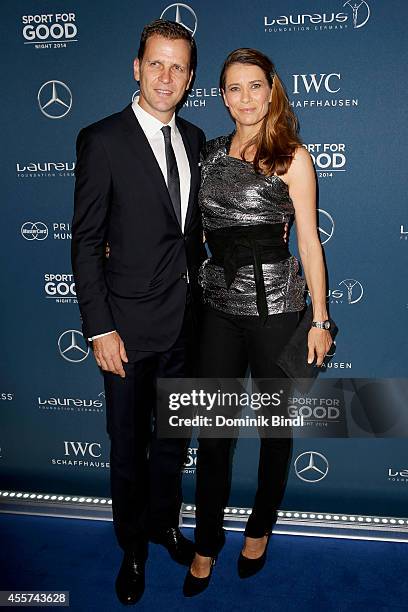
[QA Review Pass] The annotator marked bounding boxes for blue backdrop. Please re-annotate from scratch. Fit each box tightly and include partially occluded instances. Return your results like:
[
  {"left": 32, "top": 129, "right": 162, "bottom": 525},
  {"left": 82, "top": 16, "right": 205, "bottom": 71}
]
[{"left": 1, "top": 0, "right": 407, "bottom": 517}]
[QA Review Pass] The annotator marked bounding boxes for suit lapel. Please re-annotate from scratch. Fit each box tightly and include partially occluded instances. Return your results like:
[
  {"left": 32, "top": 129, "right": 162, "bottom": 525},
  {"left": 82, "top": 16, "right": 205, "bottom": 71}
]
[
  {"left": 119, "top": 105, "right": 180, "bottom": 227},
  {"left": 177, "top": 118, "right": 199, "bottom": 232}
]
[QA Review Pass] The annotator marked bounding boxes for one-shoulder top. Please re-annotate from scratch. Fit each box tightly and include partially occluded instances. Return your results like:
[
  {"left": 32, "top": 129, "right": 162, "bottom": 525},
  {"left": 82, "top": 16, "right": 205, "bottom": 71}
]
[{"left": 198, "top": 134, "right": 305, "bottom": 318}]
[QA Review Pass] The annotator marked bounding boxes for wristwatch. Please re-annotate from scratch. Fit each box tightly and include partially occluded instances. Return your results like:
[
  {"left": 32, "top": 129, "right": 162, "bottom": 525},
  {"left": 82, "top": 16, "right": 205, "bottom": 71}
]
[{"left": 311, "top": 320, "right": 331, "bottom": 330}]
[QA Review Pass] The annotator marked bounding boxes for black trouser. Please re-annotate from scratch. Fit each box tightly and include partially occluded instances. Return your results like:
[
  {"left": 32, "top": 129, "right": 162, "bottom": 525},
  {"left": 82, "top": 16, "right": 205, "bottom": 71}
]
[
  {"left": 195, "top": 305, "right": 298, "bottom": 557},
  {"left": 103, "top": 297, "right": 195, "bottom": 559}
]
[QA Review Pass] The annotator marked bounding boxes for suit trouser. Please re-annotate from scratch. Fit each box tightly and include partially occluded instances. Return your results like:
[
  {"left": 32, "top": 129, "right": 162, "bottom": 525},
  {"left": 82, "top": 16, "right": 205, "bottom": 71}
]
[
  {"left": 195, "top": 306, "right": 298, "bottom": 557},
  {"left": 103, "top": 297, "right": 194, "bottom": 558}
]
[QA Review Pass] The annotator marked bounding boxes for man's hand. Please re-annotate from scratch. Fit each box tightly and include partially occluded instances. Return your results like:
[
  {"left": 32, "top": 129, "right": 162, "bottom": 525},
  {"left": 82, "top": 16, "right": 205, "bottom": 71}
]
[{"left": 92, "top": 332, "right": 128, "bottom": 377}]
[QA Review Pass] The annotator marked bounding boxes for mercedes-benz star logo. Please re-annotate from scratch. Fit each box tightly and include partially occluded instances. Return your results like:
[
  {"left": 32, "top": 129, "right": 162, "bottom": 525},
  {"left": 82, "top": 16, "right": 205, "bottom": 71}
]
[
  {"left": 160, "top": 3, "right": 198, "bottom": 36},
  {"left": 338, "top": 279, "right": 364, "bottom": 304},
  {"left": 38, "top": 80, "right": 72, "bottom": 119},
  {"left": 295, "top": 451, "right": 329, "bottom": 482},
  {"left": 318, "top": 209, "right": 335, "bottom": 245},
  {"left": 21, "top": 221, "right": 48, "bottom": 241},
  {"left": 343, "top": 1, "right": 370, "bottom": 29},
  {"left": 58, "top": 330, "right": 89, "bottom": 363}
]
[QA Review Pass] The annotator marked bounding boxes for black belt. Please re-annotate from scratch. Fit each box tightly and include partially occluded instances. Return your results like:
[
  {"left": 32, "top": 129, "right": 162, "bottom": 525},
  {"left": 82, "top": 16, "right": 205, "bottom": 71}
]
[{"left": 206, "top": 224, "right": 289, "bottom": 324}]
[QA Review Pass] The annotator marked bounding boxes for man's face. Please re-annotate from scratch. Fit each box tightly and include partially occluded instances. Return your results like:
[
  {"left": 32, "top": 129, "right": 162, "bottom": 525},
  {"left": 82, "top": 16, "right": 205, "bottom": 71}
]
[{"left": 134, "top": 35, "right": 193, "bottom": 121}]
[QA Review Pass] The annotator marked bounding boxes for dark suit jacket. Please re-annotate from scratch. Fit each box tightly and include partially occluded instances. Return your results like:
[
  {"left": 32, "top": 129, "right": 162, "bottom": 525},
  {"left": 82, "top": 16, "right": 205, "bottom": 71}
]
[{"left": 71, "top": 104, "right": 206, "bottom": 351}]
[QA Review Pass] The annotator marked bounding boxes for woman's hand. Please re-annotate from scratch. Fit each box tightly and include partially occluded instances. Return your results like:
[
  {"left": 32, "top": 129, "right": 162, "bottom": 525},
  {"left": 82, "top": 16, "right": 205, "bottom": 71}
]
[{"left": 307, "top": 328, "right": 332, "bottom": 366}]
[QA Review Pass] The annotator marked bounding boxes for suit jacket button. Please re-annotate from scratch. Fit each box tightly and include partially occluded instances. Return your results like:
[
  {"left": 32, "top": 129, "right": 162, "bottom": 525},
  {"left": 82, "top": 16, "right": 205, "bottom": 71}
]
[{"left": 180, "top": 272, "right": 187, "bottom": 281}]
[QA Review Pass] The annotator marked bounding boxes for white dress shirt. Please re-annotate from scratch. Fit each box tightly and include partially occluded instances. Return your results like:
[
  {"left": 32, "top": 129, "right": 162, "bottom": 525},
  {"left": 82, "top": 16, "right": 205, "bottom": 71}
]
[
  {"left": 89, "top": 98, "right": 191, "bottom": 341},
  {"left": 132, "top": 97, "right": 191, "bottom": 229}
]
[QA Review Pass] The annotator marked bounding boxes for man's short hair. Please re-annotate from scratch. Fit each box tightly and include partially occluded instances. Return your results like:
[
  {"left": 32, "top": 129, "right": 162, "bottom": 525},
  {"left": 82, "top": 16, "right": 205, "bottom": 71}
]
[{"left": 138, "top": 19, "right": 196, "bottom": 71}]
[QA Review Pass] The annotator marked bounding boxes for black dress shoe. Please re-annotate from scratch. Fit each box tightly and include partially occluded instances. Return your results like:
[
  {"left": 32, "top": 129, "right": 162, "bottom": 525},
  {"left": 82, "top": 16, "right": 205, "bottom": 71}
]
[
  {"left": 183, "top": 557, "right": 216, "bottom": 597},
  {"left": 237, "top": 532, "right": 271, "bottom": 579},
  {"left": 115, "top": 551, "right": 145, "bottom": 605},
  {"left": 150, "top": 527, "right": 194, "bottom": 566}
]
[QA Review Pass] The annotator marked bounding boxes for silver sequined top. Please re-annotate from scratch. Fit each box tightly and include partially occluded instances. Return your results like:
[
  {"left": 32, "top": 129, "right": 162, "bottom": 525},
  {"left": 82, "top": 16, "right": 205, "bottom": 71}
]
[{"left": 199, "top": 134, "right": 305, "bottom": 316}]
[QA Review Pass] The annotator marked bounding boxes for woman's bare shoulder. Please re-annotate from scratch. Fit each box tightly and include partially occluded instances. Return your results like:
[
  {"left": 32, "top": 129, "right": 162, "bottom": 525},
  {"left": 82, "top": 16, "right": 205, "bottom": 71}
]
[{"left": 287, "top": 146, "right": 315, "bottom": 179}]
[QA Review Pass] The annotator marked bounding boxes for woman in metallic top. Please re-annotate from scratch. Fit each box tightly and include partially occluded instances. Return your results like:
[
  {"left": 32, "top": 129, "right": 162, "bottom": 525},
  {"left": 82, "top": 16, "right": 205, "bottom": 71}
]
[{"left": 183, "top": 49, "right": 332, "bottom": 596}]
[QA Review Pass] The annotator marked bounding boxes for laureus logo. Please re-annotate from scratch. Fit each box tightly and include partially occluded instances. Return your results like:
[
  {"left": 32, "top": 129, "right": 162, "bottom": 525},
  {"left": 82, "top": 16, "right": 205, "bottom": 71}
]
[
  {"left": 325, "top": 279, "right": 364, "bottom": 305},
  {"left": 16, "top": 161, "right": 75, "bottom": 179},
  {"left": 338, "top": 279, "right": 364, "bottom": 304},
  {"left": 388, "top": 468, "right": 408, "bottom": 483},
  {"left": 264, "top": 0, "right": 370, "bottom": 33},
  {"left": 343, "top": 1, "right": 370, "bottom": 29},
  {"left": 38, "top": 392, "right": 104, "bottom": 414}
]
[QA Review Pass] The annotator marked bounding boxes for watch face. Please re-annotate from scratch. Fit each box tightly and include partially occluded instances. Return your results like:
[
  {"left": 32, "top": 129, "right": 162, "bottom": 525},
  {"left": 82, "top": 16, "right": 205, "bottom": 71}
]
[{"left": 324, "top": 321, "right": 331, "bottom": 330}]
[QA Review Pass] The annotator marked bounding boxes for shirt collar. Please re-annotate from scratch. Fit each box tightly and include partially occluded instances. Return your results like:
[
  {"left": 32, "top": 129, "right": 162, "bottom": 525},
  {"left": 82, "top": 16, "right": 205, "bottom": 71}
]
[{"left": 132, "top": 97, "right": 178, "bottom": 139}]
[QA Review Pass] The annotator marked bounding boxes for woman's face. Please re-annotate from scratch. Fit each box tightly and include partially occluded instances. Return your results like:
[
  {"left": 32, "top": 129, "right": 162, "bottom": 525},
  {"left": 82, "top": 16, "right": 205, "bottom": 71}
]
[{"left": 222, "top": 63, "right": 272, "bottom": 130}]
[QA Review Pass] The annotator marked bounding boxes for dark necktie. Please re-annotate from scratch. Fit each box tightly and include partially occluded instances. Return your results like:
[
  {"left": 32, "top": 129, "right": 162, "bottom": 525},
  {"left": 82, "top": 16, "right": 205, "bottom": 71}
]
[{"left": 161, "top": 125, "right": 182, "bottom": 226}]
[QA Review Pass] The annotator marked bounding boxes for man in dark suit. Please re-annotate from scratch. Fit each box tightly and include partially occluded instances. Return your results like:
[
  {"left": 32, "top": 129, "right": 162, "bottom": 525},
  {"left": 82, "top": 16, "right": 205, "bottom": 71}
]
[{"left": 71, "top": 19, "right": 206, "bottom": 604}]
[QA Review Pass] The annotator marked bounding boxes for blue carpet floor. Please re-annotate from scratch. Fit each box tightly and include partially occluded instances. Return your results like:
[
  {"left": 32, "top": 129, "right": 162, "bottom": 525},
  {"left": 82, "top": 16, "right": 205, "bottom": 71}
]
[{"left": 0, "top": 514, "right": 407, "bottom": 611}]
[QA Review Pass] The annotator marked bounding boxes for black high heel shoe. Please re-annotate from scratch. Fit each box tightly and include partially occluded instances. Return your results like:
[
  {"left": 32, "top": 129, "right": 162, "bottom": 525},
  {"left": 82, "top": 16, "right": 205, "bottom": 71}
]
[
  {"left": 183, "top": 556, "right": 217, "bottom": 597},
  {"left": 237, "top": 532, "right": 271, "bottom": 579}
]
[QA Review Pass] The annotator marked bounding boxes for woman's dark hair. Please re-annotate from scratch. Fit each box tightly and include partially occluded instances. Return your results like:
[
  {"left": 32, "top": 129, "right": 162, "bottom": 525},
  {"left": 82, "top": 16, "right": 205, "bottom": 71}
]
[
  {"left": 138, "top": 19, "right": 196, "bottom": 73},
  {"left": 220, "top": 48, "right": 301, "bottom": 176}
]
